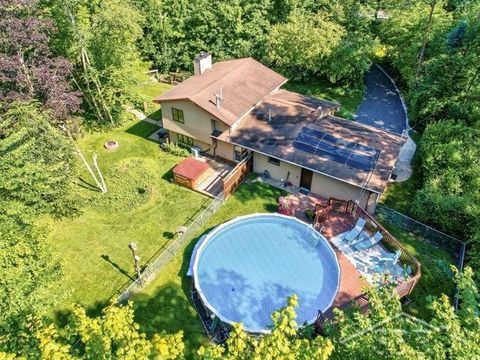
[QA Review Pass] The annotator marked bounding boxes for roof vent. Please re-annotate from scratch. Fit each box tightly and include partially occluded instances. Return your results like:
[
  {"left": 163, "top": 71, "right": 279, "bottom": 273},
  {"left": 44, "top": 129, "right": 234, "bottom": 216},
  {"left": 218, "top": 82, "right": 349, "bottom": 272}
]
[
  {"left": 194, "top": 52, "right": 212, "bottom": 75},
  {"left": 215, "top": 88, "right": 223, "bottom": 110}
]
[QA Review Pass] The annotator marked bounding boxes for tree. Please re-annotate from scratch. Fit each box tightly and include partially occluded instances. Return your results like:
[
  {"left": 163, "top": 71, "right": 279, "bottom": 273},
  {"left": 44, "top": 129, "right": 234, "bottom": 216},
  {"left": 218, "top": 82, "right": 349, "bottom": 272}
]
[
  {"left": 409, "top": 7, "right": 480, "bottom": 127},
  {"left": 0, "top": 0, "right": 81, "bottom": 120},
  {"left": 323, "top": 0, "right": 378, "bottom": 84},
  {"left": 46, "top": 0, "right": 150, "bottom": 125},
  {"left": 265, "top": 11, "right": 344, "bottom": 79},
  {"left": 0, "top": 204, "right": 64, "bottom": 354},
  {"left": 198, "top": 295, "right": 334, "bottom": 359},
  {"left": 329, "top": 267, "right": 480, "bottom": 359},
  {"left": 379, "top": 0, "right": 452, "bottom": 86},
  {"left": 6, "top": 302, "right": 185, "bottom": 359},
  {"left": 0, "top": 102, "right": 78, "bottom": 216}
]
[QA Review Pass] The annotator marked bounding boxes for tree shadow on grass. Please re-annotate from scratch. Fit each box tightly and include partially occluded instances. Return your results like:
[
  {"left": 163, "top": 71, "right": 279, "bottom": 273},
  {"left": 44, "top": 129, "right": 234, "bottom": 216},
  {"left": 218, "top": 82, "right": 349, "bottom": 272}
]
[{"left": 132, "top": 230, "right": 213, "bottom": 357}]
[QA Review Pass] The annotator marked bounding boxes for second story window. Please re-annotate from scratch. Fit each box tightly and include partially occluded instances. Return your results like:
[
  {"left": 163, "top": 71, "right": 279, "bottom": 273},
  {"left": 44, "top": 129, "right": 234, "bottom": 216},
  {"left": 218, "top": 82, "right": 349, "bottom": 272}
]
[{"left": 172, "top": 108, "right": 184, "bottom": 123}]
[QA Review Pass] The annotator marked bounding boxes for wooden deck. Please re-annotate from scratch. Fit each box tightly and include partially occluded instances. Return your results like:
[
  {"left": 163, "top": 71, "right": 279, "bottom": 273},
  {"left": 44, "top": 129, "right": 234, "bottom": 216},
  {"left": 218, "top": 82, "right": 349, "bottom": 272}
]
[
  {"left": 282, "top": 192, "right": 367, "bottom": 309},
  {"left": 321, "top": 213, "right": 366, "bottom": 308}
]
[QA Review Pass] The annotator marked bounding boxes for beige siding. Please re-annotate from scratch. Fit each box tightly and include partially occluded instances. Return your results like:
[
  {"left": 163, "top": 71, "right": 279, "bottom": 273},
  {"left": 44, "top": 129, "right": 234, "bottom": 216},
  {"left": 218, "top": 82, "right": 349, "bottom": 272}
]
[
  {"left": 215, "top": 140, "right": 235, "bottom": 161},
  {"left": 310, "top": 172, "right": 370, "bottom": 210},
  {"left": 253, "top": 153, "right": 301, "bottom": 187},
  {"left": 253, "top": 152, "right": 374, "bottom": 211},
  {"left": 161, "top": 100, "right": 224, "bottom": 145},
  {"left": 169, "top": 131, "right": 212, "bottom": 152}
]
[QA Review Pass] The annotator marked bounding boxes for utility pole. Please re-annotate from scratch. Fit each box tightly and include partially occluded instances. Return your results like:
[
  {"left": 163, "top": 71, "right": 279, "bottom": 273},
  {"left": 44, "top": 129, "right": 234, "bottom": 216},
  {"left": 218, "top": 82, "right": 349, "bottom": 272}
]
[{"left": 128, "top": 242, "right": 144, "bottom": 285}]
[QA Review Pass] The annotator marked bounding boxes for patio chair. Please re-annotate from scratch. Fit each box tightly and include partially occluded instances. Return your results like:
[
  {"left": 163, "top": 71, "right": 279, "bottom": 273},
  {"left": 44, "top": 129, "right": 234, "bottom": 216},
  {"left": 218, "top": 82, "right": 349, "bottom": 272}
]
[
  {"left": 343, "top": 218, "right": 367, "bottom": 243},
  {"left": 351, "top": 231, "right": 383, "bottom": 251},
  {"left": 378, "top": 250, "right": 402, "bottom": 266}
]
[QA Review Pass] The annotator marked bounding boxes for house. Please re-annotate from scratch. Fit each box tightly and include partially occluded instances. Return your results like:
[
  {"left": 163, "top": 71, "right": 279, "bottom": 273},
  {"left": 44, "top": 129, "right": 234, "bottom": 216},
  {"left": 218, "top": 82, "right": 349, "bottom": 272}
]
[{"left": 154, "top": 53, "right": 405, "bottom": 212}]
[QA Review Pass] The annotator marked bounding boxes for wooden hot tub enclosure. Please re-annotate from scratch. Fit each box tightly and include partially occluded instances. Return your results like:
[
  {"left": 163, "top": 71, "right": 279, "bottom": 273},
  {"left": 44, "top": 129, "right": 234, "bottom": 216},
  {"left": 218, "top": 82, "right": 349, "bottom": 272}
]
[{"left": 172, "top": 157, "right": 211, "bottom": 189}]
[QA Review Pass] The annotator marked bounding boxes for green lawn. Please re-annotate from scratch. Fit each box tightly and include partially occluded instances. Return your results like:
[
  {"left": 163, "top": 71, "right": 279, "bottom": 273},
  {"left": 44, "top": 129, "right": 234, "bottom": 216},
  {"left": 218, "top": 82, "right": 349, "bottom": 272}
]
[
  {"left": 380, "top": 132, "right": 423, "bottom": 214},
  {"left": 45, "top": 119, "right": 208, "bottom": 319},
  {"left": 137, "top": 82, "right": 172, "bottom": 121},
  {"left": 132, "top": 182, "right": 285, "bottom": 357},
  {"left": 285, "top": 80, "right": 365, "bottom": 119},
  {"left": 380, "top": 222, "right": 456, "bottom": 319}
]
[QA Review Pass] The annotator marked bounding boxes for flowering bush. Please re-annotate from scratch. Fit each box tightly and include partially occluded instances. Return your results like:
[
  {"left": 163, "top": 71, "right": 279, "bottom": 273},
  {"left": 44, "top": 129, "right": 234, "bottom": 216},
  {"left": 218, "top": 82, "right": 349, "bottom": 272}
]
[{"left": 278, "top": 196, "right": 294, "bottom": 216}]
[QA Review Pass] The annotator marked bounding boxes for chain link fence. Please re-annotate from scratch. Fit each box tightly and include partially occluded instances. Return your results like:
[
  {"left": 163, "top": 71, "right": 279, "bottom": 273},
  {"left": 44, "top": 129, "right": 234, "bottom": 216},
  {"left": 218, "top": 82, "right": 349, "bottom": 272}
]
[
  {"left": 375, "top": 204, "right": 466, "bottom": 308},
  {"left": 117, "top": 195, "right": 224, "bottom": 303}
]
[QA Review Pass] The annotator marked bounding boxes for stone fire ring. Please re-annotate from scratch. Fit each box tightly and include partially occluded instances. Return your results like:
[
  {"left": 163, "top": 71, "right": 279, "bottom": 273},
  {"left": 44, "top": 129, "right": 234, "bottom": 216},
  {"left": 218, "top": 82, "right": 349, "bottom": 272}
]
[{"left": 104, "top": 140, "right": 119, "bottom": 150}]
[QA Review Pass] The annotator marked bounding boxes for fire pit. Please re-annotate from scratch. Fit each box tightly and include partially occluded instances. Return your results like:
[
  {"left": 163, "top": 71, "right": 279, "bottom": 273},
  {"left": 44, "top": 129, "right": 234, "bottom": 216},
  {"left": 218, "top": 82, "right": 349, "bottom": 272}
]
[{"left": 104, "top": 140, "right": 119, "bottom": 150}]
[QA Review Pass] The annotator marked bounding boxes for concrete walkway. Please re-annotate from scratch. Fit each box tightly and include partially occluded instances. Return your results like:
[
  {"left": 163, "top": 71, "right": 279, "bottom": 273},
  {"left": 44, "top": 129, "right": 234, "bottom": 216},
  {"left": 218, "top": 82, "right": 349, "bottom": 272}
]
[{"left": 355, "top": 65, "right": 415, "bottom": 182}]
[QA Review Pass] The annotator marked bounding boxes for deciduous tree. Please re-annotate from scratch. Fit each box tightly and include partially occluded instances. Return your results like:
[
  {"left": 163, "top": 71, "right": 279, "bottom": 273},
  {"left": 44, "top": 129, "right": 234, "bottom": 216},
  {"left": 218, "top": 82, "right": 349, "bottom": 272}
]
[{"left": 0, "top": 0, "right": 81, "bottom": 120}]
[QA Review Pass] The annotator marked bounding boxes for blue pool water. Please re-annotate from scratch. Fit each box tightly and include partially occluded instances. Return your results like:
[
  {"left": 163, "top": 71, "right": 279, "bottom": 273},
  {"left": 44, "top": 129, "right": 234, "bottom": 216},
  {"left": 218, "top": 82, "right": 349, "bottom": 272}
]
[{"left": 193, "top": 214, "right": 340, "bottom": 333}]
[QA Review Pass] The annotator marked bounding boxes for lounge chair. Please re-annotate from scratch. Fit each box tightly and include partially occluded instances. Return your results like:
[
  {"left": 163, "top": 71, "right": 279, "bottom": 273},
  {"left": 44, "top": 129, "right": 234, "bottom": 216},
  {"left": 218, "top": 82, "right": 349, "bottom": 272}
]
[
  {"left": 351, "top": 231, "right": 383, "bottom": 251},
  {"left": 378, "top": 250, "right": 402, "bottom": 266},
  {"left": 343, "top": 218, "right": 367, "bottom": 242}
]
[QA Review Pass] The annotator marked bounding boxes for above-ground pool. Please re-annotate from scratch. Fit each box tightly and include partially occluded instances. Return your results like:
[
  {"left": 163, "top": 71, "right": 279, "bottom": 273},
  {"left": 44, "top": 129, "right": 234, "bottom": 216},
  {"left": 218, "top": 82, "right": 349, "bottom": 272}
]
[{"left": 192, "top": 213, "right": 340, "bottom": 333}]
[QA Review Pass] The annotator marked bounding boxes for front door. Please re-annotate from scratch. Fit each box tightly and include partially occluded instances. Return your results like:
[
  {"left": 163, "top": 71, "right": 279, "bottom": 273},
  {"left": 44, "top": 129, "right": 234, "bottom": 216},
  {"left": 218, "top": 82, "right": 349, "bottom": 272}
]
[{"left": 300, "top": 168, "right": 313, "bottom": 191}]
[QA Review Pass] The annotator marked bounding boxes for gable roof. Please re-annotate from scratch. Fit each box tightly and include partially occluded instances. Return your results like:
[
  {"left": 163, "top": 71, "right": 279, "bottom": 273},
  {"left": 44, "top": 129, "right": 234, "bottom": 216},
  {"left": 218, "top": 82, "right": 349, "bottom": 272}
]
[
  {"left": 225, "top": 90, "right": 404, "bottom": 194},
  {"left": 153, "top": 57, "right": 287, "bottom": 126}
]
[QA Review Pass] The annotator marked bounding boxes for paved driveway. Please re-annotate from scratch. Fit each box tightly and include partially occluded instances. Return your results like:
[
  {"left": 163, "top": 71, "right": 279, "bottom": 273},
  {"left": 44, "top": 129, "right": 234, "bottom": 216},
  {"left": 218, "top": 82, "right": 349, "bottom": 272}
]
[{"left": 355, "top": 65, "right": 407, "bottom": 135}]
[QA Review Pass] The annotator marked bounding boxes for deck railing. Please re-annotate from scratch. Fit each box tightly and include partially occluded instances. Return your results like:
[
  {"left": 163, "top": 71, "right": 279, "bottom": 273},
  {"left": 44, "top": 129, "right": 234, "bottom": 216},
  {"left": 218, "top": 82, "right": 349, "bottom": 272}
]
[
  {"left": 315, "top": 198, "right": 422, "bottom": 331},
  {"left": 222, "top": 153, "right": 253, "bottom": 198}
]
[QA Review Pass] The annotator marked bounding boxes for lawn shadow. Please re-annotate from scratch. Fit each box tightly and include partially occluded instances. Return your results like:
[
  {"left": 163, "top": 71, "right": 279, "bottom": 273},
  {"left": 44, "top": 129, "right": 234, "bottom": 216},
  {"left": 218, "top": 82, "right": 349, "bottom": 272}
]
[
  {"left": 132, "top": 229, "right": 214, "bottom": 356},
  {"left": 76, "top": 177, "right": 101, "bottom": 192},
  {"left": 233, "top": 182, "right": 286, "bottom": 205},
  {"left": 52, "top": 299, "right": 109, "bottom": 329},
  {"left": 133, "top": 280, "right": 208, "bottom": 357},
  {"left": 147, "top": 109, "right": 162, "bottom": 121},
  {"left": 101, "top": 254, "right": 135, "bottom": 281},
  {"left": 163, "top": 231, "right": 175, "bottom": 240},
  {"left": 125, "top": 121, "right": 160, "bottom": 143},
  {"left": 162, "top": 168, "right": 174, "bottom": 182}
]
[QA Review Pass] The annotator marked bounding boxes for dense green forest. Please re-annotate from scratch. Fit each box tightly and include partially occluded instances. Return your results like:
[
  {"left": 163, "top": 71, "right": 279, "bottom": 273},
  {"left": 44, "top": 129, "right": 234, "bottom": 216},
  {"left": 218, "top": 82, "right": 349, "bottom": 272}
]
[{"left": 1, "top": 0, "right": 479, "bottom": 358}]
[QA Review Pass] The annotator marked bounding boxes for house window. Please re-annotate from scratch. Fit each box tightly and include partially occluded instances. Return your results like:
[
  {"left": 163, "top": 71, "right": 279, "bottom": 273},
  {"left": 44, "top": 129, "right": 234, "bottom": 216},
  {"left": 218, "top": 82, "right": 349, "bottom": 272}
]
[
  {"left": 268, "top": 157, "right": 280, "bottom": 166},
  {"left": 177, "top": 133, "right": 194, "bottom": 146},
  {"left": 172, "top": 108, "right": 184, "bottom": 123},
  {"left": 234, "top": 145, "right": 248, "bottom": 162}
]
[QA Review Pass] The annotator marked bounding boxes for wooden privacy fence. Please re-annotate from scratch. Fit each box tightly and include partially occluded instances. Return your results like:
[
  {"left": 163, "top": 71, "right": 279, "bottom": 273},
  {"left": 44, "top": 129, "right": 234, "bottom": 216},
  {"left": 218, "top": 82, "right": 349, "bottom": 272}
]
[
  {"left": 315, "top": 198, "right": 422, "bottom": 331},
  {"left": 222, "top": 154, "right": 253, "bottom": 198}
]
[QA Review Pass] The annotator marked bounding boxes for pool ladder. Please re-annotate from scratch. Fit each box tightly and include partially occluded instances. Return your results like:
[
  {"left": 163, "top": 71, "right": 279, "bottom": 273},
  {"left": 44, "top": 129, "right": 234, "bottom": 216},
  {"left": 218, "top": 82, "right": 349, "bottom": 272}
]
[{"left": 307, "top": 225, "right": 319, "bottom": 247}]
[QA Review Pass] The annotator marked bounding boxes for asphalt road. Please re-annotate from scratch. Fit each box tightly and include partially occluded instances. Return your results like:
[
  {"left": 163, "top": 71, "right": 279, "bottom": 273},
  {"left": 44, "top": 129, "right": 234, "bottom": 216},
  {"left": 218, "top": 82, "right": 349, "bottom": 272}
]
[{"left": 355, "top": 65, "right": 407, "bottom": 135}]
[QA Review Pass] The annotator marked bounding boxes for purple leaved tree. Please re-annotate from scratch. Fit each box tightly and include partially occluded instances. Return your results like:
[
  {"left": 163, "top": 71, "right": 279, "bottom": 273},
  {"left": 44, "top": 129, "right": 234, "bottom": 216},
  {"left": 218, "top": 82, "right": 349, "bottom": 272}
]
[{"left": 0, "top": 0, "right": 81, "bottom": 119}]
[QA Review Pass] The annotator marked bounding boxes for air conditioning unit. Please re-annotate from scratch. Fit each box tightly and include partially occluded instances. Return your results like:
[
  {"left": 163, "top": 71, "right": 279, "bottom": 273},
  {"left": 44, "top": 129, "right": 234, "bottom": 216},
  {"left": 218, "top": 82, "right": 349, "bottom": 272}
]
[{"left": 191, "top": 146, "right": 202, "bottom": 158}]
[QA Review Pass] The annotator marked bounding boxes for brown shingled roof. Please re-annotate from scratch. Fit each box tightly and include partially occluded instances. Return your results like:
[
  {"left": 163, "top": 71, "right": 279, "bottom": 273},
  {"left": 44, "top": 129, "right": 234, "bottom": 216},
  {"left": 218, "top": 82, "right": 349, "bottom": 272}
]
[
  {"left": 227, "top": 90, "right": 404, "bottom": 193},
  {"left": 153, "top": 57, "right": 287, "bottom": 126}
]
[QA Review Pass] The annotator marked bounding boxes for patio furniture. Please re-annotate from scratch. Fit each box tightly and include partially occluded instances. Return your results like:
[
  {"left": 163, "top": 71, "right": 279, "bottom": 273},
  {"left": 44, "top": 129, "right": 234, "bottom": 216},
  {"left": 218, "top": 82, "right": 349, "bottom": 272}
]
[
  {"left": 351, "top": 231, "right": 383, "bottom": 251},
  {"left": 378, "top": 250, "right": 402, "bottom": 266},
  {"left": 343, "top": 218, "right": 367, "bottom": 242}
]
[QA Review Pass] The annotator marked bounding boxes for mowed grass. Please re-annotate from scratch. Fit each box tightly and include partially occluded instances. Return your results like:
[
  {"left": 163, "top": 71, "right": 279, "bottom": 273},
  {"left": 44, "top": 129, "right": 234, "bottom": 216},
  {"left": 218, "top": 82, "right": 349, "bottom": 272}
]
[
  {"left": 380, "top": 131, "right": 423, "bottom": 214},
  {"left": 132, "top": 182, "right": 285, "bottom": 357},
  {"left": 46, "top": 119, "right": 208, "bottom": 318},
  {"left": 380, "top": 222, "right": 457, "bottom": 319},
  {"left": 137, "top": 82, "right": 172, "bottom": 121},
  {"left": 285, "top": 80, "right": 365, "bottom": 119}
]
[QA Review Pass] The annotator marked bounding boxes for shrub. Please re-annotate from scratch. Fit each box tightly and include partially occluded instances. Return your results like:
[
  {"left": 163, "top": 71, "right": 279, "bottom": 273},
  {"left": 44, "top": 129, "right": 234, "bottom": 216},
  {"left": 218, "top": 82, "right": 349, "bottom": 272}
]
[
  {"left": 161, "top": 139, "right": 190, "bottom": 157},
  {"left": 305, "top": 208, "right": 315, "bottom": 221}
]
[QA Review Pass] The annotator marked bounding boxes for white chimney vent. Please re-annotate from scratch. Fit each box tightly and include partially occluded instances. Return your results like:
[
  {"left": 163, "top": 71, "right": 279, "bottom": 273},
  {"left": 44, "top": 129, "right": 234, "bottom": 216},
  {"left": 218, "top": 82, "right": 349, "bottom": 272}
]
[{"left": 194, "top": 52, "right": 212, "bottom": 75}]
